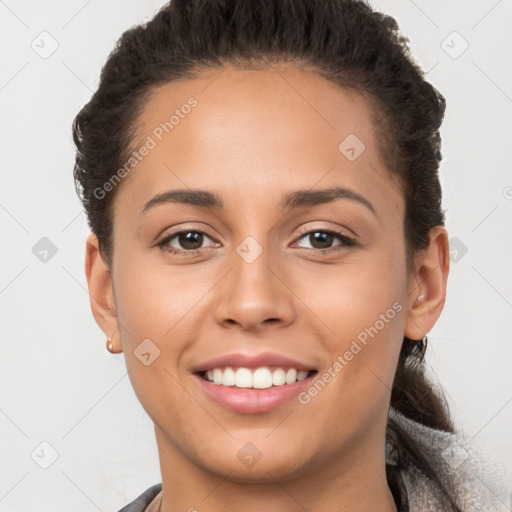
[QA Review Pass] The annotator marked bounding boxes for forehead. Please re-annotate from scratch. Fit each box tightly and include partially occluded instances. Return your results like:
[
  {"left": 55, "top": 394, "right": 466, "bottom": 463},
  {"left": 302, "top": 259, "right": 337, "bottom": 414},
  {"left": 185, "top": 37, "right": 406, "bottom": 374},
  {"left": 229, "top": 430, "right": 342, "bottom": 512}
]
[
  {"left": 140, "top": 64, "right": 377, "bottom": 161},
  {"left": 114, "top": 64, "right": 403, "bottom": 222}
]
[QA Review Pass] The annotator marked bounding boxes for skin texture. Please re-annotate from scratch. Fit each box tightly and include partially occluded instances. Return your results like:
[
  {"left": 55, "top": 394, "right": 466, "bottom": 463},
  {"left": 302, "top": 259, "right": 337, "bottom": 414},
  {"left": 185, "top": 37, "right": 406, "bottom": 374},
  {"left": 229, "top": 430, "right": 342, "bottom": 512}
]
[{"left": 85, "top": 64, "right": 449, "bottom": 512}]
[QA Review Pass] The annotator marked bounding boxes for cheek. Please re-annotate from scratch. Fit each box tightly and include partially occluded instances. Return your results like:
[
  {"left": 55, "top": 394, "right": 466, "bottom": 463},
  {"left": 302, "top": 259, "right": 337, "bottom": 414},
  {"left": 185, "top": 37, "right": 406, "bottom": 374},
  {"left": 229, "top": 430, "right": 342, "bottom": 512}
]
[
  {"left": 303, "top": 243, "right": 406, "bottom": 344},
  {"left": 112, "top": 252, "right": 209, "bottom": 341},
  {"left": 111, "top": 255, "right": 205, "bottom": 421},
  {"left": 299, "top": 244, "right": 406, "bottom": 406}
]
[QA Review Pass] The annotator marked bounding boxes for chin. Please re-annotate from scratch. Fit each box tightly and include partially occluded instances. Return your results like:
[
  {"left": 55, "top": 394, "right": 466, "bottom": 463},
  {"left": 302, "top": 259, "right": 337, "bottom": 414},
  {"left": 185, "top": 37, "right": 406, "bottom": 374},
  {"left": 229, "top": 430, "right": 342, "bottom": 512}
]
[{"left": 197, "top": 447, "right": 311, "bottom": 483}]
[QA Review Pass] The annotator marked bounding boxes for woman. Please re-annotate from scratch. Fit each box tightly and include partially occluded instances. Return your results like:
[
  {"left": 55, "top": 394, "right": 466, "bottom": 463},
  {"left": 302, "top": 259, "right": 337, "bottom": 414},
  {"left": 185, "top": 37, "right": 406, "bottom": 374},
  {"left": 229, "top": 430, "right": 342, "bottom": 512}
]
[{"left": 72, "top": 0, "right": 507, "bottom": 510}]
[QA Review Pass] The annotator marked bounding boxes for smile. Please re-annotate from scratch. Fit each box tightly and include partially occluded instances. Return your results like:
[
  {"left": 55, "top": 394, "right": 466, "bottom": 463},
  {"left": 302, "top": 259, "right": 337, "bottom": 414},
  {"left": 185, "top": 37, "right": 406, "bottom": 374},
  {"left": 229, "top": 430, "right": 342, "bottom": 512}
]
[{"left": 194, "top": 366, "right": 318, "bottom": 414}]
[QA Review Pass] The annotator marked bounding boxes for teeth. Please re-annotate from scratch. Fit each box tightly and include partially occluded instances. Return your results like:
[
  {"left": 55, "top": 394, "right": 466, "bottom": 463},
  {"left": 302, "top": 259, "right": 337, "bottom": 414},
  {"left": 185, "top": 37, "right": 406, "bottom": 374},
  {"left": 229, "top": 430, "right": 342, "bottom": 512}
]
[
  {"left": 253, "top": 368, "right": 273, "bottom": 389},
  {"left": 285, "top": 368, "right": 297, "bottom": 384},
  {"left": 297, "top": 370, "right": 308, "bottom": 382},
  {"left": 203, "top": 366, "right": 312, "bottom": 388},
  {"left": 213, "top": 368, "right": 223, "bottom": 385},
  {"left": 235, "top": 367, "right": 253, "bottom": 388},
  {"left": 272, "top": 368, "right": 286, "bottom": 386},
  {"left": 222, "top": 367, "right": 236, "bottom": 386}
]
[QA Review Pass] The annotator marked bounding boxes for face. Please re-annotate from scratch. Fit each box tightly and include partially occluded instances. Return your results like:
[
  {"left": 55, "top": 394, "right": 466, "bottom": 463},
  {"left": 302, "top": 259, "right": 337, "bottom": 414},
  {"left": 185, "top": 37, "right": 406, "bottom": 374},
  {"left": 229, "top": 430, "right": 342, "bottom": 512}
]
[{"left": 98, "top": 64, "right": 420, "bottom": 481}]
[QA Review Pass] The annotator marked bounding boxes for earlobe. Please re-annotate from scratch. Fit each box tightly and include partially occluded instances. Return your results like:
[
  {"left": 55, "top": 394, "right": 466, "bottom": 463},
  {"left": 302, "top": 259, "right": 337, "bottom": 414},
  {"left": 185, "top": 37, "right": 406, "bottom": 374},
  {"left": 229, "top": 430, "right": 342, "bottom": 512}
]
[
  {"left": 404, "top": 226, "right": 450, "bottom": 341},
  {"left": 85, "top": 233, "right": 120, "bottom": 349},
  {"left": 413, "top": 294, "right": 425, "bottom": 307}
]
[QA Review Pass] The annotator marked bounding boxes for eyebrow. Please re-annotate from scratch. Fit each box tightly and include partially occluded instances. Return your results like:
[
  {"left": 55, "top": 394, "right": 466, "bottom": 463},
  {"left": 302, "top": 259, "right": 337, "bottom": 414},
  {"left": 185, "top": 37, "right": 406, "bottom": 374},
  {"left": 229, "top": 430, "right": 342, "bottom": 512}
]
[{"left": 140, "top": 186, "right": 377, "bottom": 218}]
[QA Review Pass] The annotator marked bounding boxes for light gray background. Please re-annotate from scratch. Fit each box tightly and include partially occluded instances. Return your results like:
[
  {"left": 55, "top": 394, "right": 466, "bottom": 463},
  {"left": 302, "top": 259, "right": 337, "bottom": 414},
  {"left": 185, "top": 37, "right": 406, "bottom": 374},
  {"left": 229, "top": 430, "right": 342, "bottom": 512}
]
[{"left": 1, "top": 1, "right": 511, "bottom": 510}]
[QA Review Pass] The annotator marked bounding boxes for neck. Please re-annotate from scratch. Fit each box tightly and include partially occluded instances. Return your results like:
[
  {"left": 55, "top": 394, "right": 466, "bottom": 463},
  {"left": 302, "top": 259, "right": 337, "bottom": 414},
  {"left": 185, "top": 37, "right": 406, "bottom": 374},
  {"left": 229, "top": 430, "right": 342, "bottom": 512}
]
[{"left": 152, "top": 426, "right": 398, "bottom": 512}]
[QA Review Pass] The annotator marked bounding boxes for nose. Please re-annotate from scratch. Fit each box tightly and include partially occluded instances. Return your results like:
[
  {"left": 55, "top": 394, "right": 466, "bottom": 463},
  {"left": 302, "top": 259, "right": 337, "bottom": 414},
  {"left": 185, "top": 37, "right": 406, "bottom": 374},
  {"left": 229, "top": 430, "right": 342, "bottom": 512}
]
[{"left": 214, "top": 242, "right": 295, "bottom": 332}]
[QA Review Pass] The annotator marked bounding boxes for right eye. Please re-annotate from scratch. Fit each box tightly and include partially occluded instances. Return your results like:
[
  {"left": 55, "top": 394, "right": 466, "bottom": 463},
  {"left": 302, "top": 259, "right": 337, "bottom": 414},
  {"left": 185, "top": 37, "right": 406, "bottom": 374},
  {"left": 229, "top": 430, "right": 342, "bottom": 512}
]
[{"left": 156, "top": 230, "right": 220, "bottom": 255}]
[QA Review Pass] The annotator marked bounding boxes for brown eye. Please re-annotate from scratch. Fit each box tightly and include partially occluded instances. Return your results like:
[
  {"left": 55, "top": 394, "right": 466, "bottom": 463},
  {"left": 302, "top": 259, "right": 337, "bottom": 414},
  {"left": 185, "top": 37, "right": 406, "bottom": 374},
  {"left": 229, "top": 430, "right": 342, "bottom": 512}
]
[
  {"left": 158, "top": 230, "right": 217, "bottom": 253},
  {"left": 307, "top": 232, "right": 335, "bottom": 249},
  {"left": 295, "top": 229, "right": 356, "bottom": 251},
  {"left": 175, "top": 231, "right": 204, "bottom": 250}
]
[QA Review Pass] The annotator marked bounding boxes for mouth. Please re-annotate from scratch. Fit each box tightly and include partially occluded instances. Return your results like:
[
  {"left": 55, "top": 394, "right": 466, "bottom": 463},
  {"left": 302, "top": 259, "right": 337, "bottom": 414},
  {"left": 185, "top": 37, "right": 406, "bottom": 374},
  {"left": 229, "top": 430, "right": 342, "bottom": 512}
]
[
  {"left": 193, "top": 366, "right": 319, "bottom": 414},
  {"left": 196, "top": 366, "right": 318, "bottom": 389}
]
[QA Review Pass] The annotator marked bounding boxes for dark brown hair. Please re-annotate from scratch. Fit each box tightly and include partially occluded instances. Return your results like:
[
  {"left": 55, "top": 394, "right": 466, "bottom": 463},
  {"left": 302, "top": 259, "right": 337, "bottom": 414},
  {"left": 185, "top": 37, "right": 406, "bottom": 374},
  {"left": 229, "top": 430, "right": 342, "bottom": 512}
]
[{"left": 73, "top": 0, "right": 458, "bottom": 508}]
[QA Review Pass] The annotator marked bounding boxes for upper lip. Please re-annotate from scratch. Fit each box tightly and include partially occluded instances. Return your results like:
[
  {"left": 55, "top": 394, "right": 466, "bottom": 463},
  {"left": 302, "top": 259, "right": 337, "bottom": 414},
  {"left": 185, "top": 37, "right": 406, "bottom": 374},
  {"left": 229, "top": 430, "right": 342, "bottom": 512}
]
[{"left": 192, "top": 352, "right": 318, "bottom": 373}]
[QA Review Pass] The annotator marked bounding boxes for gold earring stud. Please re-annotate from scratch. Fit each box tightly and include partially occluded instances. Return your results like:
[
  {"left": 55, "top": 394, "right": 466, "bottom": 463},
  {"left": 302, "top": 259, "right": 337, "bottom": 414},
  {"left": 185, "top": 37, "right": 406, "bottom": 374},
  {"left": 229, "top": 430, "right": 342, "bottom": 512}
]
[{"left": 106, "top": 328, "right": 120, "bottom": 353}]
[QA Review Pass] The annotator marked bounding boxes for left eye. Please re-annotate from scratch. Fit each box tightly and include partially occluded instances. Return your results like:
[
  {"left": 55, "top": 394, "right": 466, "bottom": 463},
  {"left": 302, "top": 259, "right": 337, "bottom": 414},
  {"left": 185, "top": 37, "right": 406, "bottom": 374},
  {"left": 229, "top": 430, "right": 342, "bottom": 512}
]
[
  {"left": 157, "top": 228, "right": 356, "bottom": 254},
  {"left": 294, "top": 229, "right": 356, "bottom": 250}
]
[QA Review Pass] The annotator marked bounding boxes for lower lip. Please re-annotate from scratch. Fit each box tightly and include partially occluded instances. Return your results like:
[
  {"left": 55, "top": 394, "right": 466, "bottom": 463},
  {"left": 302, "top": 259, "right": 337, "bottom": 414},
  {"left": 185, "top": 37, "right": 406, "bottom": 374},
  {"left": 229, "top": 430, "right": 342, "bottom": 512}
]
[{"left": 193, "top": 373, "right": 316, "bottom": 413}]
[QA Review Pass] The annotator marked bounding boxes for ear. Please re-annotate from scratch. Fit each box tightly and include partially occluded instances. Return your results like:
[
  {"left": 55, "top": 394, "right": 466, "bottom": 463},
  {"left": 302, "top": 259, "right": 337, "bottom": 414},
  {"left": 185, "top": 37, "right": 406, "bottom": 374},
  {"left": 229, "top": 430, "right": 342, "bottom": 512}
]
[
  {"left": 85, "top": 233, "right": 120, "bottom": 351},
  {"left": 404, "top": 225, "right": 450, "bottom": 340}
]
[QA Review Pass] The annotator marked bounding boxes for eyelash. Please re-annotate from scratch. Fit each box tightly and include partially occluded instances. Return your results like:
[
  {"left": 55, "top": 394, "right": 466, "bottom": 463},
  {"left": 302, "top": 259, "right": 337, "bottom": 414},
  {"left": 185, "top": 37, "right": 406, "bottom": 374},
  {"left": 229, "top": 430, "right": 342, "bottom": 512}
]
[{"left": 155, "top": 227, "right": 357, "bottom": 256}]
